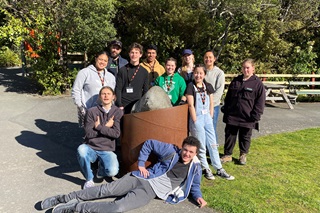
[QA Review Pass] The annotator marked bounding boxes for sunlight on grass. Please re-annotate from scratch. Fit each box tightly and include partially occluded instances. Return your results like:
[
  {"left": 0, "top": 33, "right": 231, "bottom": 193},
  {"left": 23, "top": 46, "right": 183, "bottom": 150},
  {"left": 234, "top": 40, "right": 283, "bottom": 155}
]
[{"left": 202, "top": 128, "right": 320, "bottom": 213}]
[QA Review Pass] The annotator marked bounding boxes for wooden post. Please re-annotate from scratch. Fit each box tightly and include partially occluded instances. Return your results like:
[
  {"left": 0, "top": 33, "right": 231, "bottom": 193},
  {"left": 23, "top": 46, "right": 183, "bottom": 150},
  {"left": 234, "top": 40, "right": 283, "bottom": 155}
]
[
  {"left": 262, "top": 71, "right": 267, "bottom": 82},
  {"left": 311, "top": 72, "right": 315, "bottom": 89}
]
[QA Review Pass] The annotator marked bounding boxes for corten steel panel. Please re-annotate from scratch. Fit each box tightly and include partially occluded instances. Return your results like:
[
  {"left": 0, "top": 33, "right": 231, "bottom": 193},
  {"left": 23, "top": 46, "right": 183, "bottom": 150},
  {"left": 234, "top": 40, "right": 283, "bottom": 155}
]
[{"left": 120, "top": 104, "right": 188, "bottom": 174}]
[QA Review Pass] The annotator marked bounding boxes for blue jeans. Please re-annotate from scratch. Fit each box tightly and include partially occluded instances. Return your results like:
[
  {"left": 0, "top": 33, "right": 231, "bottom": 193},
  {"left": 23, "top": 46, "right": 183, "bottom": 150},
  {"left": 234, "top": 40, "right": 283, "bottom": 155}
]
[
  {"left": 189, "top": 114, "right": 222, "bottom": 171},
  {"left": 213, "top": 105, "right": 220, "bottom": 143},
  {"left": 77, "top": 144, "right": 119, "bottom": 181}
]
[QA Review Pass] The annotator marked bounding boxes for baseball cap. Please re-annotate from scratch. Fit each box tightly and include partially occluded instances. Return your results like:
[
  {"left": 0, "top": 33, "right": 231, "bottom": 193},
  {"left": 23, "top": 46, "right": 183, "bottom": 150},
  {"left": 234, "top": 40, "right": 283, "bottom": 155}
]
[
  {"left": 147, "top": 44, "right": 158, "bottom": 51},
  {"left": 110, "top": 40, "right": 122, "bottom": 48},
  {"left": 182, "top": 49, "right": 193, "bottom": 56}
]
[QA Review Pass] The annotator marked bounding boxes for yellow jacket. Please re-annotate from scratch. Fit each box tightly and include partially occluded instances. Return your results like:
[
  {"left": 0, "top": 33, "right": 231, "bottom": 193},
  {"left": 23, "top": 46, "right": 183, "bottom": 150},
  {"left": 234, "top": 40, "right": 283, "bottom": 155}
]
[{"left": 140, "top": 59, "right": 165, "bottom": 88}]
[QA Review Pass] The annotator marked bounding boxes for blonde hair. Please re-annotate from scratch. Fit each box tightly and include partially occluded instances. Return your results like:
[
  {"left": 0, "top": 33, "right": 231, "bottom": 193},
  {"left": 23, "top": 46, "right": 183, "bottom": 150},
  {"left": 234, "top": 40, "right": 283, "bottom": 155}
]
[
  {"left": 181, "top": 54, "right": 195, "bottom": 72},
  {"left": 242, "top": 58, "right": 255, "bottom": 67}
]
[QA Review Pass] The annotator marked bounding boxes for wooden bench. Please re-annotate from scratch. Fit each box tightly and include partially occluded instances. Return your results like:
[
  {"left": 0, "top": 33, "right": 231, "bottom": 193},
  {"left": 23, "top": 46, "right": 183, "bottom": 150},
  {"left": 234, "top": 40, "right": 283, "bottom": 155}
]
[
  {"left": 288, "top": 81, "right": 320, "bottom": 95},
  {"left": 295, "top": 89, "right": 320, "bottom": 95}
]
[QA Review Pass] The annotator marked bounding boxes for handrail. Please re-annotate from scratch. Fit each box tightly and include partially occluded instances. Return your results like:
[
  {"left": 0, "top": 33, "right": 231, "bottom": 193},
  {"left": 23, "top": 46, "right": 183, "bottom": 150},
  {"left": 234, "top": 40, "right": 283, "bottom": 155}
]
[
  {"left": 224, "top": 73, "right": 320, "bottom": 85},
  {"left": 225, "top": 74, "right": 320, "bottom": 78}
]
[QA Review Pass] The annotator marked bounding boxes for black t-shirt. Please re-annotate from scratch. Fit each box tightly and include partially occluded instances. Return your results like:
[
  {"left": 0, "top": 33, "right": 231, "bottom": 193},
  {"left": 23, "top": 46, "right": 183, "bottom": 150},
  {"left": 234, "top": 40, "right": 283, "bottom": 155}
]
[
  {"left": 186, "top": 81, "right": 215, "bottom": 106},
  {"left": 167, "top": 157, "right": 191, "bottom": 189}
]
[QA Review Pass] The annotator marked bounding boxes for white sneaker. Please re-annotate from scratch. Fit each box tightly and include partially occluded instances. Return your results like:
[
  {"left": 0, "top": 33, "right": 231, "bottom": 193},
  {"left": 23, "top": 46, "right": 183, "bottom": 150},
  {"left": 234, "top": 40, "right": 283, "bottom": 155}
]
[
  {"left": 204, "top": 168, "right": 215, "bottom": 180},
  {"left": 83, "top": 180, "right": 94, "bottom": 189},
  {"left": 217, "top": 168, "right": 235, "bottom": 180}
]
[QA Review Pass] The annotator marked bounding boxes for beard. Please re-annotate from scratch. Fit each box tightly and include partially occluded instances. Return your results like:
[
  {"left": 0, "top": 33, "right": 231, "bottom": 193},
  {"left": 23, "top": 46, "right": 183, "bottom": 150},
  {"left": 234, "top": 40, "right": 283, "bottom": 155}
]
[{"left": 111, "top": 52, "right": 120, "bottom": 59}]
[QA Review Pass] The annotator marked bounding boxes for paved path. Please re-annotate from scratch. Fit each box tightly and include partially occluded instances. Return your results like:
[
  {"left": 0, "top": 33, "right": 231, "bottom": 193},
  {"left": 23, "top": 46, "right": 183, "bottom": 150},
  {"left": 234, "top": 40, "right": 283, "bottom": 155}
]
[{"left": 1, "top": 67, "right": 320, "bottom": 213}]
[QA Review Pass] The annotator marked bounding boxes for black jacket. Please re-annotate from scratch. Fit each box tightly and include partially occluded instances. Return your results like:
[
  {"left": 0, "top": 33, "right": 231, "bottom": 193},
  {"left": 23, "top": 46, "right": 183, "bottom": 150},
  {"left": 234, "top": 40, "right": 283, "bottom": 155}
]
[
  {"left": 222, "top": 74, "right": 265, "bottom": 129},
  {"left": 115, "top": 63, "right": 149, "bottom": 108}
]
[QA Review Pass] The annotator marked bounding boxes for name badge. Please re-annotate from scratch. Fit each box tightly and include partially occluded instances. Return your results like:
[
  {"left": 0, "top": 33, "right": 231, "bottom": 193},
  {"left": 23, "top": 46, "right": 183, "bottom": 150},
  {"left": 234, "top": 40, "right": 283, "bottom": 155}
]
[
  {"left": 126, "top": 86, "right": 133, "bottom": 93},
  {"left": 201, "top": 109, "right": 208, "bottom": 115}
]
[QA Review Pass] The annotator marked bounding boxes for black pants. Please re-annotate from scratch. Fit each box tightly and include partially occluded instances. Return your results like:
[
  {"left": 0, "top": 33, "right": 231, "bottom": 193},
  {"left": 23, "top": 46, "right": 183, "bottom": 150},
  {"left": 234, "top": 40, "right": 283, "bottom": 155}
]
[{"left": 224, "top": 124, "right": 253, "bottom": 156}]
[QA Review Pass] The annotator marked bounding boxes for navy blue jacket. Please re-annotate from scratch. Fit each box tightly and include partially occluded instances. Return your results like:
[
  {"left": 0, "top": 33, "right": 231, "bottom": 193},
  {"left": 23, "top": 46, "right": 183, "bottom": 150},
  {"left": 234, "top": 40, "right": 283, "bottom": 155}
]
[{"left": 222, "top": 74, "right": 265, "bottom": 129}]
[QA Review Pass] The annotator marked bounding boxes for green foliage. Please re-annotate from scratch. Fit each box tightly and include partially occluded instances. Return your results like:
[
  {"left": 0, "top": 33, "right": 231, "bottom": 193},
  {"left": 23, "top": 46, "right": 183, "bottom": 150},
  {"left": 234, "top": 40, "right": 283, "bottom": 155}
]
[
  {"left": 117, "top": 0, "right": 320, "bottom": 75},
  {"left": 290, "top": 41, "right": 319, "bottom": 74},
  {"left": 32, "top": 58, "right": 78, "bottom": 95},
  {"left": 0, "top": 46, "right": 21, "bottom": 67},
  {"left": 0, "top": 9, "right": 27, "bottom": 48},
  {"left": 2, "top": 0, "right": 117, "bottom": 95},
  {"left": 63, "top": 0, "right": 117, "bottom": 54},
  {"left": 2, "top": 0, "right": 320, "bottom": 94},
  {"left": 297, "top": 94, "right": 320, "bottom": 102},
  {"left": 202, "top": 128, "right": 320, "bottom": 213}
]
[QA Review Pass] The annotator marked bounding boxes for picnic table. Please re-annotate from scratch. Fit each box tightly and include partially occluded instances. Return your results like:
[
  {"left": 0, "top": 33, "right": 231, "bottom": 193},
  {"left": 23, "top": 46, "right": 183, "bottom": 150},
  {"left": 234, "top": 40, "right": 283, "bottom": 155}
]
[{"left": 264, "top": 83, "right": 295, "bottom": 109}]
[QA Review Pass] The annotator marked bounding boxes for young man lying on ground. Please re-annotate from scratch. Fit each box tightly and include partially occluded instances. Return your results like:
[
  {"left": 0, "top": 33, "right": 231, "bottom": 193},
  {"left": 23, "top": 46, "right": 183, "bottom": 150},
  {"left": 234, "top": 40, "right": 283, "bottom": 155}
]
[{"left": 41, "top": 136, "right": 207, "bottom": 213}]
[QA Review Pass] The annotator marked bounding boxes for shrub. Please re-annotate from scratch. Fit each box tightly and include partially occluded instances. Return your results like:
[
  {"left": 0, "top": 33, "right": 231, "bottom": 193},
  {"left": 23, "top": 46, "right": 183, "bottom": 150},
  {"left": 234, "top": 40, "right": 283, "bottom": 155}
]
[
  {"left": 31, "top": 57, "right": 78, "bottom": 95},
  {"left": 0, "top": 46, "right": 21, "bottom": 67}
]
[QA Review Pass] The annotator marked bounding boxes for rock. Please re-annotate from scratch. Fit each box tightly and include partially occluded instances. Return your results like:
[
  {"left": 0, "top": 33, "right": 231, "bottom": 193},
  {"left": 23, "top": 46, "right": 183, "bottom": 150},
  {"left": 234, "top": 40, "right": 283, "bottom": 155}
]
[{"left": 131, "top": 86, "right": 172, "bottom": 113}]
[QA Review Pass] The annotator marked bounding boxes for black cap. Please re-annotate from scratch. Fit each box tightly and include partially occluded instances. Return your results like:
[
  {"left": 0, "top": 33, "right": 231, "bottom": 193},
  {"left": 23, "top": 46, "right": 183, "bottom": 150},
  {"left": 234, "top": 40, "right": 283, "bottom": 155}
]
[
  {"left": 147, "top": 44, "right": 157, "bottom": 52},
  {"left": 110, "top": 40, "right": 122, "bottom": 48}
]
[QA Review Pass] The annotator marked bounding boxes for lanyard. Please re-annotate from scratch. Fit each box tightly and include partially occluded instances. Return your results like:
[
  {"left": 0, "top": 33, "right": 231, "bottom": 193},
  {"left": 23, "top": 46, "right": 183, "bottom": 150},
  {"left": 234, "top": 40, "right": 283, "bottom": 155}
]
[
  {"left": 150, "top": 61, "right": 155, "bottom": 81},
  {"left": 165, "top": 75, "right": 174, "bottom": 92},
  {"left": 126, "top": 64, "right": 140, "bottom": 85},
  {"left": 194, "top": 83, "right": 207, "bottom": 105},
  {"left": 97, "top": 70, "right": 105, "bottom": 86}
]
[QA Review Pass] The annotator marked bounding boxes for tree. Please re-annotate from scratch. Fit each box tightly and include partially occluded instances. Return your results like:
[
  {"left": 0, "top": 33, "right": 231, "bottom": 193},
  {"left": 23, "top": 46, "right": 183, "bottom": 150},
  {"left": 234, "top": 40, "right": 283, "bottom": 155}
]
[
  {"left": 1, "top": 0, "right": 118, "bottom": 94},
  {"left": 117, "top": 0, "right": 320, "bottom": 74}
]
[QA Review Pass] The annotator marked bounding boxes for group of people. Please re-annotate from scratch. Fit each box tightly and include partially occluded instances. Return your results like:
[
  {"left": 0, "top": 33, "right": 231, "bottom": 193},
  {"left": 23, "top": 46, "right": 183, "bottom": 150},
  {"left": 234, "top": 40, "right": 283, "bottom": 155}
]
[{"left": 41, "top": 40, "right": 266, "bottom": 213}]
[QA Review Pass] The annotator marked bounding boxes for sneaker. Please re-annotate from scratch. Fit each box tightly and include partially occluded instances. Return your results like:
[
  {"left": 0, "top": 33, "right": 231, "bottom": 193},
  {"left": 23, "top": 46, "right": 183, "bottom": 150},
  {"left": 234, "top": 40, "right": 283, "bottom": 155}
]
[
  {"left": 204, "top": 168, "right": 215, "bottom": 180},
  {"left": 220, "top": 155, "right": 232, "bottom": 163},
  {"left": 217, "top": 168, "right": 235, "bottom": 180},
  {"left": 41, "top": 195, "right": 65, "bottom": 210},
  {"left": 239, "top": 153, "right": 247, "bottom": 165},
  {"left": 83, "top": 180, "right": 94, "bottom": 189},
  {"left": 52, "top": 199, "right": 78, "bottom": 213}
]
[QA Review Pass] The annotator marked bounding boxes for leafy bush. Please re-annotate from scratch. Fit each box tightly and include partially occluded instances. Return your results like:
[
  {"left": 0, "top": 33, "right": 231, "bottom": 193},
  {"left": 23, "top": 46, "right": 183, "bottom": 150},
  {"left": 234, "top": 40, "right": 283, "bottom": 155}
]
[
  {"left": 31, "top": 57, "right": 78, "bottom": 95},
  {"left": 297, "top": 94, "right": 320, "bottom": 102},
  {"left": 0, "top": 46, "right": 21, "bottom": 67}
]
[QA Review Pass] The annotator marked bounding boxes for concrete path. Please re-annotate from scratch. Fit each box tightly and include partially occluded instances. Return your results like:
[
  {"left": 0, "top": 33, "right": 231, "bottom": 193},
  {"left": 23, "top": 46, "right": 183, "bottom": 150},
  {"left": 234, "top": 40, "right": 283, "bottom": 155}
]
[{"left": 1, "top": 67, "right": 319, "bottom": 213}]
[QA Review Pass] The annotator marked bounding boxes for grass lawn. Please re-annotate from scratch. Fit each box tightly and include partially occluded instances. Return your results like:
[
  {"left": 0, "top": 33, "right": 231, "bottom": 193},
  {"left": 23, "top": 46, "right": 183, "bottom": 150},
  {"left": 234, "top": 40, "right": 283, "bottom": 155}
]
[{"left": 202, "top": 128, "right": 320, "bottom": 213}]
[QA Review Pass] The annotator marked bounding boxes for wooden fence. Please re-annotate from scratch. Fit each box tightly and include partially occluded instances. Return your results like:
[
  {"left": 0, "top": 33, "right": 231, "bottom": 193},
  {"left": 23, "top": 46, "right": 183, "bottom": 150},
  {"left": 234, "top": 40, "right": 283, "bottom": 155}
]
[{"left": 225, "top": 74, "right": 320, "bottom": 85}]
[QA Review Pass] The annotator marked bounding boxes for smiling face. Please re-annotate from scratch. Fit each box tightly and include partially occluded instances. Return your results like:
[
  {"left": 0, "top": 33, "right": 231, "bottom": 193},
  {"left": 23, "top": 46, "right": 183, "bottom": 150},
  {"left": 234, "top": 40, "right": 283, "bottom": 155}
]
[
  {"left": 180, "top": 144, "right": 197, "bottom": 164},
  {"left": 129, "top": 48, "right": 142, "bottom": 65},
  {"left": 203, "top": 51, "right": 216, "bottom": 68},
  {"left": 110, "top": 44, "right": 121, "bottom": 59},
  {"left": 183, "top": 54, "right": 194, "bottom": 65},
  {"left": 99, "top": 87, "right": 115, "bottom": 106},
  {"left": 242, "top": 61, "right": 255, "bottom": 79},
  {"left": 165, "top": 60, "right": 176, "bottom": 76},
  {"left": 193, "top": 66, "right": 206, "bottom": 84},
  {"left": 95, "top": 53, "right": 108, "bottom": 71},
  {"left": 146, "top": 49, "right": 157, "bottom": 63}
]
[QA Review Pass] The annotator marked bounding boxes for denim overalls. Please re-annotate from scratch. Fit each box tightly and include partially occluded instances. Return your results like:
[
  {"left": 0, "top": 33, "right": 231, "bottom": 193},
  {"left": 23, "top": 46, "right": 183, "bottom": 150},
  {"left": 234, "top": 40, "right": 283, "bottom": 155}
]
[{"left": 189, "top": 83, "right": 222, "bottom": 170}]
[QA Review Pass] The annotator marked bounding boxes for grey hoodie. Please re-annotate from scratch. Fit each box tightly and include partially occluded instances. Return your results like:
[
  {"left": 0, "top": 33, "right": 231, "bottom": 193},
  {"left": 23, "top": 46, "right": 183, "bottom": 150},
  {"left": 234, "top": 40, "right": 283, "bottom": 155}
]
[{"left": 72, "top": 65, "right": 116, "bottom": 109}]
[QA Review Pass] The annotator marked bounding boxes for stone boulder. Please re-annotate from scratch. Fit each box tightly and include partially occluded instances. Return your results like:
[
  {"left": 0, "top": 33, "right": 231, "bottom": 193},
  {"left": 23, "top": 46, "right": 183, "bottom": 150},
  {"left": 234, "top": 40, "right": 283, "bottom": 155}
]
[{"left": 131, "top": 86, "right": 172, "bottom": 113}]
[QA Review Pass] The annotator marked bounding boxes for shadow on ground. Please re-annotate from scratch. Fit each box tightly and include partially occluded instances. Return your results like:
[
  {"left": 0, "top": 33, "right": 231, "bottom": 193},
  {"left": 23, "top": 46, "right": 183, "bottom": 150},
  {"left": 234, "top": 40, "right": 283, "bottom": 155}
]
[
  {"left": 15, "top": 119, "right": 84, "bottom": 186},
  {"left": 0, "top": 67, "right": 42, "bottom": 94}
]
